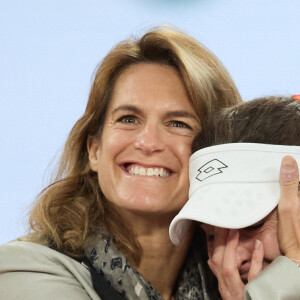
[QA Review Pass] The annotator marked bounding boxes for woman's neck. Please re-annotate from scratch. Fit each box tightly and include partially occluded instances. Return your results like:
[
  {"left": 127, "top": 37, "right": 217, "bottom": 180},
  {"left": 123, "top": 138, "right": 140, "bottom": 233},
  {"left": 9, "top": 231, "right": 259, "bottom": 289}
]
[{"left": 127, "top": 215, "right": 195, "bottom": 300}]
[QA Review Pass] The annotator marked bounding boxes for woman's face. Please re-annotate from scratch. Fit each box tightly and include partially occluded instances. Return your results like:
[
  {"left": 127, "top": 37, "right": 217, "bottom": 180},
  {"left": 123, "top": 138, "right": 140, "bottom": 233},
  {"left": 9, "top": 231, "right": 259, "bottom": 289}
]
[
  {"left": 88, "top": 63, "right": 200, "bottom": 217},
  {"left": 201, "top": 209, "right": 281, "bottom": 283}
]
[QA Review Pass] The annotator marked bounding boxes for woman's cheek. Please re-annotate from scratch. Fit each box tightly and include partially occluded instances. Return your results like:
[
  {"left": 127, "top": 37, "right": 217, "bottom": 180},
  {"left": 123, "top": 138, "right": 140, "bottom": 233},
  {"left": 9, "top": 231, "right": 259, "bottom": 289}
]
[{"left": 259, "top": 229, "right": 281, "bottom": 260}]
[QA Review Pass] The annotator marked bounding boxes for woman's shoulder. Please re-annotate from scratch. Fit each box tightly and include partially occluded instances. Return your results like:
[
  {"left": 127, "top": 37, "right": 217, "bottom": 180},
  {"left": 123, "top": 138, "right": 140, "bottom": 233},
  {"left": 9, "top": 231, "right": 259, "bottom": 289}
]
[
  {"left": 0, "top": 239, "right": 78, "bottom": 268},
  {"left": 0, "top": 240, "right": 100, "bottom": 300},
  {"left": 1, "top": 240, "right": 76, "bottom": 271},
  {"left": 245, "top": 256, "right": 300, "bottom": 299}
]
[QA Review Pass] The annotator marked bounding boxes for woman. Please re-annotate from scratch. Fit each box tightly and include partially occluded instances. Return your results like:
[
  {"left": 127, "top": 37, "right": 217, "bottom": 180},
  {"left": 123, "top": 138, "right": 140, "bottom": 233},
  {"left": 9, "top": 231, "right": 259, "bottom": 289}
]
[
  {"left": 0, "top": 27, "right": 241, "bottom": 299},
  {"left": 170, "top": 96, "right": 300, "bottom": 299}
]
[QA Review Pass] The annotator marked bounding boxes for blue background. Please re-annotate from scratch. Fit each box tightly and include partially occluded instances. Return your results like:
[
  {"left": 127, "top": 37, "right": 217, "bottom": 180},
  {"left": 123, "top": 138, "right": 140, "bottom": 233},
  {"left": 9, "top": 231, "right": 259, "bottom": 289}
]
[{"left": 1, "top": 0, "right": 299, "bottom": 243}]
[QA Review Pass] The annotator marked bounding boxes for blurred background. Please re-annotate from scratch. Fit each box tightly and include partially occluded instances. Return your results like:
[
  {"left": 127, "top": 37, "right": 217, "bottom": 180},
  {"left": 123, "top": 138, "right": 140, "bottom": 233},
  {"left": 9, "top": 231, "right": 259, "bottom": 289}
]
[{"left": 1, "top": 0, "right": 299, "bottom": 243}]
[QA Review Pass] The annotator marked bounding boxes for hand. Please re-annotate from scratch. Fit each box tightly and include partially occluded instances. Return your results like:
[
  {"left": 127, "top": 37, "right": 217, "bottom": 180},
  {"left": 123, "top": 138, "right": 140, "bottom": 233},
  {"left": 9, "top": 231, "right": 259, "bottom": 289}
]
[
  {"left": 278, "top": 155, "right": 300, "bottom": 260},
  {"left": 208, "top": 228, "right": 264, "bottom": 300}
]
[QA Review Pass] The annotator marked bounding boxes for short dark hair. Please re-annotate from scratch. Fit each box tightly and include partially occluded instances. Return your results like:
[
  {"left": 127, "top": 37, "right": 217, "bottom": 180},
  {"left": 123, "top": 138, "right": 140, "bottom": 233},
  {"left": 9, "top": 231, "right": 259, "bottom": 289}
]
[{"left": 193, "top": 96, "right": 300, "bottom": 152}]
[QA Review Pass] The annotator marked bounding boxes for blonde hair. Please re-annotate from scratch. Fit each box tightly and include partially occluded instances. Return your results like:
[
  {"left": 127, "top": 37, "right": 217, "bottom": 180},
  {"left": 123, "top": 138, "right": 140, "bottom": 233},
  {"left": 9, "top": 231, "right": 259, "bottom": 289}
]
[{"left": 27, "top": 27, "right": 241, "bottom": 265}]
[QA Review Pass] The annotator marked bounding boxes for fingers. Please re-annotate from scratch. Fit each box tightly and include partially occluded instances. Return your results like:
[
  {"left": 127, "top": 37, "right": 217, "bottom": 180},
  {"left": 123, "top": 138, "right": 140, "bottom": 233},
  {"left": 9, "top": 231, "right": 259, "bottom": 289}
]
[
  {"left": 279, "top": 156, "right": 299, "bottom": 219},
  {"left": 207, "top": 227, "right": 228, "bottom": 277},
  {"left": 278, "top": 156, "right": 300, "bottom": 259},
  {"left": 208, "top": 227, "right": 228, "bottom": 282},
  {"left": 248, "top": 239, "right": 264, "bottom": 282},
  {"left": 207, "top": 259, "right": 217, "bottom": 276},
  {"left": 211, "top": 227, "right": 228, "bottom": 267},
  {"left": 280, "top": 155, "right": 299, "bottom": 185},
  {"left": 222, "top": 230, "right": 241, "bottom": 281},
  {"left": 208, "top": 228, "right": 244, "bottom": 300}
]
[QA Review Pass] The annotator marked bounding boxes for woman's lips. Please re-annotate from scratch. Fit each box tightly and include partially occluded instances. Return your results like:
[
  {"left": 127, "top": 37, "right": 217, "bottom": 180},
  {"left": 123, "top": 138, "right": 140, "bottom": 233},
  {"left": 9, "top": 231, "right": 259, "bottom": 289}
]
[{"left": 123, "top": 163, "right": 172, "bottom": 177}]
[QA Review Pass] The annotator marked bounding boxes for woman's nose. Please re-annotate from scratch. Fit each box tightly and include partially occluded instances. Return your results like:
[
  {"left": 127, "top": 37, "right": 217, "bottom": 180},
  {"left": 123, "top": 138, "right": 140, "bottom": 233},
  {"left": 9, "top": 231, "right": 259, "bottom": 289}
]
[
  {"left": 134, "top": 123, "right": 164, "bottom": 154},
  {"left": 236, "top": 237, "right": 254, "bottom": 270}
]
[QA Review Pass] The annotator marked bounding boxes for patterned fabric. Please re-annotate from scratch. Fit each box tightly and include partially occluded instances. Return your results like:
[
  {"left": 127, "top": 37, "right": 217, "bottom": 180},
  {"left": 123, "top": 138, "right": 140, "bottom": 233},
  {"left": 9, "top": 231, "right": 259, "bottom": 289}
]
[{"left": 84, "top": 228, "right": 220, "bottom": 300}]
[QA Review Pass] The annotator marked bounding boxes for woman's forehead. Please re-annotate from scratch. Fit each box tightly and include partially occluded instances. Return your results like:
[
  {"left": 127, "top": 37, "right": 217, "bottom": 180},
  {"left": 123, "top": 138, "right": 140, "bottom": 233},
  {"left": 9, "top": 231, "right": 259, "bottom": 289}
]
[
  {"left": 106, "top": 63, "right": 198, "bottom": 117},
  {"left": 199, "top": 208, "right": 278, "bottom": 232}
]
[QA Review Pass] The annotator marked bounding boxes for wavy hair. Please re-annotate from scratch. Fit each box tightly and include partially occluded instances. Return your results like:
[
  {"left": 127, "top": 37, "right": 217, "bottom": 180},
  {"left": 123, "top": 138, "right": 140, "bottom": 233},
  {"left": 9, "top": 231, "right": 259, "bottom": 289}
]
[{"left": 26, "top": 26, "right": 241, "bottom": 265}]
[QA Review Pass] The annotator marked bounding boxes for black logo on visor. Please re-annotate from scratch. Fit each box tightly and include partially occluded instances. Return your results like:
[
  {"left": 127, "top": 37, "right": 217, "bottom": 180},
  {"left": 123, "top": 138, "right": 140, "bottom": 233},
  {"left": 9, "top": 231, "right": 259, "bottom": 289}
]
[{"left": 196, "top": 159, "right": 228, "bottom": 181}]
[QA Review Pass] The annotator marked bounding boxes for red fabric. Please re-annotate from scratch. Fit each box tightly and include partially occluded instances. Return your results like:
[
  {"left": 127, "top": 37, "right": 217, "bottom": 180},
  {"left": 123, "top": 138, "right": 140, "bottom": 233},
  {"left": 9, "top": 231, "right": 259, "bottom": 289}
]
[{"left": 291, "top": 95, "right": 300, "bottom": 102}]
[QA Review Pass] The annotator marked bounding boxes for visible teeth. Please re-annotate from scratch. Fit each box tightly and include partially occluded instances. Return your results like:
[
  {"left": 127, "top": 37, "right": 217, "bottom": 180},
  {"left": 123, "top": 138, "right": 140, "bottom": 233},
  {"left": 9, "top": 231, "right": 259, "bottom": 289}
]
[
  {"left": 134, "top": 166, "right": 139, "bottom": 175},
  {"left": 139, "top": 167, "right": 146, "bottom": 176},
  {"left": 159, "top": 168, "right": 164, "bottom": 177},
  {"left": 127, "top": 165, "right": 170, "bottom": 177},
  {"left": 147, "top": 168, "right": 154, "bottom": 176}
]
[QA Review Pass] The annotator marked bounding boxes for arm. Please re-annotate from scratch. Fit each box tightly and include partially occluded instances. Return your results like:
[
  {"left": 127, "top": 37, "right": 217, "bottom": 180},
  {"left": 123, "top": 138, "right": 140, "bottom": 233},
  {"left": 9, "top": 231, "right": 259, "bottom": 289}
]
[
  {"left": 245, "top": 156, "right": 300, "bottom": 299},
  {"left": 0, "top": 241, "right": 100, "bottom": 300},
  {"left": 0, "top": 271, "right": 93, "bottom": 300},
  {"left": 245, "top": 256, "right": 300, "bottom": 299}
]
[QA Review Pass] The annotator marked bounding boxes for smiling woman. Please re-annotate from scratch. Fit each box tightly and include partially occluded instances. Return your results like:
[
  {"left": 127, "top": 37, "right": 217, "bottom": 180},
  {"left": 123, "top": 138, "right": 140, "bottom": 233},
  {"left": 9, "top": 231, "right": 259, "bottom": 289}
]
[
  {"left": 88, "top": 63, "right": 201, "bottom": 217},
  {"left": 0, "top": 27, "right": 241, "bottom": 299}
]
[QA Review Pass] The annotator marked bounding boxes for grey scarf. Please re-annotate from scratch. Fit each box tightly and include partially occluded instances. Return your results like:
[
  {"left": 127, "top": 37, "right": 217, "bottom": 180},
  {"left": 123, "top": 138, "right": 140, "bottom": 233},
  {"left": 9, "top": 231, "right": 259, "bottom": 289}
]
[{"left": 84, "top": 229, "right": 219, "bottom": 300}]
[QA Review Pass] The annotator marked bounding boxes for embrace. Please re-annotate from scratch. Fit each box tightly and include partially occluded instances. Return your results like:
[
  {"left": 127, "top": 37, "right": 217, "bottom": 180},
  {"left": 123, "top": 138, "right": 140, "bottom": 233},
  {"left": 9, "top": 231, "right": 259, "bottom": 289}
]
[{"left": 0, "top": 26, "right": 299, "bottom": 300}]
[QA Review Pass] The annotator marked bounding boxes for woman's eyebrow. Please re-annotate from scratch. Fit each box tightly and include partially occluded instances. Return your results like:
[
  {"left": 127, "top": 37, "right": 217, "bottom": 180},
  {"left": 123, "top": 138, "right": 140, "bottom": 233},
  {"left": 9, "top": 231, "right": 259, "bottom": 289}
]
[
  {"left": 165, "top": 110, "right": 199, "bottom": 121},
  {"left": 111, "top": 105, "right": 141, "bottom": 115}
]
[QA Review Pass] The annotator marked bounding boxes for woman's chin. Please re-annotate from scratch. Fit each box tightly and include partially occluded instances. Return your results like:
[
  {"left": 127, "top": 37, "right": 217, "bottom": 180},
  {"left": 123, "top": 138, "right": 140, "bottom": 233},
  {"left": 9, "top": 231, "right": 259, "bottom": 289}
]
[{"left": 109, "top": 189, "right": 184, "bottom": 215}]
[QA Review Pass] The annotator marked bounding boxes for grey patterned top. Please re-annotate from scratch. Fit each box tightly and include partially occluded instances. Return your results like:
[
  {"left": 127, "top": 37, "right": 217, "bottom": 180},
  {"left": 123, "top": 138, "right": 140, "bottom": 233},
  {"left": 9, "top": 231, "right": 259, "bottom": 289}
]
[{"left": 84, "top": 228, "right": 220, "bottom": 300}]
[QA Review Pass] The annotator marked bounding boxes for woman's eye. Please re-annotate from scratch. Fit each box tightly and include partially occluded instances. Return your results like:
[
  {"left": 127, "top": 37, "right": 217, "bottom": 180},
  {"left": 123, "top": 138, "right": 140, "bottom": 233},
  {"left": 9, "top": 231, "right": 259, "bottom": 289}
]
[
  {"left": 244, "top": 223, "right": 264, "bottom": 231},
  {"left": 118, "top": 115, "right": 137, "bottom": 124},
  {"left": 170, "top": 121, "right": 191, "bottom": 129}
]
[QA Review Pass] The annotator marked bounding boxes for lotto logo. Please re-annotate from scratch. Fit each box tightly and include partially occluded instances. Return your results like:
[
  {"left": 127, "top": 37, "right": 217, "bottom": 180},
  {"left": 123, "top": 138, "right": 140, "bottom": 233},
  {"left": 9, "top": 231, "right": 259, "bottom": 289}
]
[{"left": 196, "top": 159, "right": 228, "bottom": 181}]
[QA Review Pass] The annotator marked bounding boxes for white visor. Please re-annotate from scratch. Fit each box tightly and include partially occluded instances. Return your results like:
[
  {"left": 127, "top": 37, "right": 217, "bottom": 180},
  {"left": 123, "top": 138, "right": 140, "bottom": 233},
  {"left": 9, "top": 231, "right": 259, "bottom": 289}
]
[{"left": 169, "top": 143, "right": 300, "bottom": 246}]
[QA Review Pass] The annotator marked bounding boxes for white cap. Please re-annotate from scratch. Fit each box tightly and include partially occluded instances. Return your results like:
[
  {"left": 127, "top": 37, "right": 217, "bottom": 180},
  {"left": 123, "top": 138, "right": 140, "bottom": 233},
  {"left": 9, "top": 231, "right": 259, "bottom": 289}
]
[{"left": 169, "top": 143, "right": 300, "bottom": 245}]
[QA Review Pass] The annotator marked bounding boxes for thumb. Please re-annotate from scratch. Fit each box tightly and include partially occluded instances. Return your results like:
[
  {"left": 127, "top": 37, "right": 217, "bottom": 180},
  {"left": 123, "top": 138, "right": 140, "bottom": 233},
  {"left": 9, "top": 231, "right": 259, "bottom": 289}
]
[
  {"left": 278, "top": 156, "right": 300, "bottom": 258},
  {"left": 279, "top": 155, "right": 299, "bottom": 208},
  {"left": 280, "top": 155, "right": 299, "bottom": 184}
]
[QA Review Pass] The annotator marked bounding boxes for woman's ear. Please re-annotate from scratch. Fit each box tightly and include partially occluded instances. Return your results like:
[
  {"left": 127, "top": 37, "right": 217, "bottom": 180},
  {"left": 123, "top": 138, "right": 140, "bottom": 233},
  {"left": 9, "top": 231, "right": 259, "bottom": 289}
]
[{"left": 87, "top": 137, "right": 101, "bottom": 172}]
